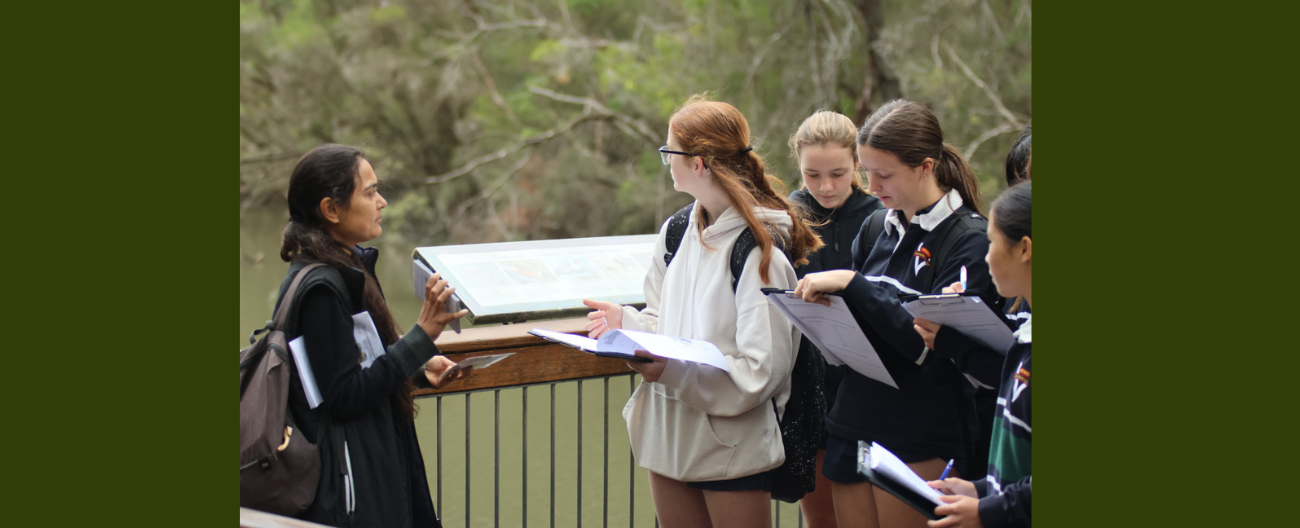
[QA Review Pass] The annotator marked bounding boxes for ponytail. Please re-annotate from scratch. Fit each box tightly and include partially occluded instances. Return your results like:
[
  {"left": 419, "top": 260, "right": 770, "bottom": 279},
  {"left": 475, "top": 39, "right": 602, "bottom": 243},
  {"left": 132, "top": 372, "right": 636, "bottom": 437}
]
[{"left": 937, "top": 143, "right": 982, "bottom": 216}]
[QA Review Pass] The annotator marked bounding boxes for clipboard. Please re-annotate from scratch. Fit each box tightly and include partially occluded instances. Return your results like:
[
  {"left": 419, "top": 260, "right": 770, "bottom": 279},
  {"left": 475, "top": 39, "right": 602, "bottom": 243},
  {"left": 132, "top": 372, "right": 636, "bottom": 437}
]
[
  {"left": 856, "top": 440, "right": 944, "bottom": 520},
  {"left": 760, "top": 288, "right": 898, "bottom": 388},
  {"left": 901, "top": 292, "right": 1013, "bottom": 353}
]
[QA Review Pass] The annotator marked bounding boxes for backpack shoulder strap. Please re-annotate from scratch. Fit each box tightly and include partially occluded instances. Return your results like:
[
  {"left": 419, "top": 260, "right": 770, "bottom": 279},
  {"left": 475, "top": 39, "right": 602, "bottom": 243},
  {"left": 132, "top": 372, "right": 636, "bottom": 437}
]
[
  {"left": 663, "top": 204, "right": 694, "bottom": 268},
  {"left": 728, "top": 225, "right": 790, "bottom": 293},
  {"left": 861, "top": 208, "right": 888, "bottom": 254},
  {"left": 851, "top": 208, "right": 889, "bottom": 266},
  {"left": 271, "top": 263, "right": 327, "bottom": 330}
]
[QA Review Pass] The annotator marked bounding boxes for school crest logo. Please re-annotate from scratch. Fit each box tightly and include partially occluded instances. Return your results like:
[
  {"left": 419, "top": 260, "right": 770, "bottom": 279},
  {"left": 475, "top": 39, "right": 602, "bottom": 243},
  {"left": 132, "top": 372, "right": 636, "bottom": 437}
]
[{"left": 913, "top": 244, "right": 931, "bottom": 275}]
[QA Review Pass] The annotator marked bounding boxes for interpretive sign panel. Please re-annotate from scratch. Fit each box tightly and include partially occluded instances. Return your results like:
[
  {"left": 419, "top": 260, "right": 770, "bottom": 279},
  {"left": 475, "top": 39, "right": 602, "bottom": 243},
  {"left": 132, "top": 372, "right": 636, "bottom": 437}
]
[{"left": 413, "top": 234, "right": 657, "bottom": 325}]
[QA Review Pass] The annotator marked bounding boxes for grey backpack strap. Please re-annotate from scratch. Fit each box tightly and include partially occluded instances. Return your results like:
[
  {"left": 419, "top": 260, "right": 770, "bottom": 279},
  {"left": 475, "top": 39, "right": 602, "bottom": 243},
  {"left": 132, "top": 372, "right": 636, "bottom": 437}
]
[{"left": 271, "top": 263, "right": 327, "bottom": 330}]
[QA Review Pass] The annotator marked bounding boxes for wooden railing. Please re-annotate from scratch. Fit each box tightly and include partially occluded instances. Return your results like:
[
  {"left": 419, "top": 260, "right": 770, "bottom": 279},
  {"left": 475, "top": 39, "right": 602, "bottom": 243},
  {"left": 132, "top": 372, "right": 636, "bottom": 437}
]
[{"left": 241, "top": 318, "right": 810, "bottom": 527}]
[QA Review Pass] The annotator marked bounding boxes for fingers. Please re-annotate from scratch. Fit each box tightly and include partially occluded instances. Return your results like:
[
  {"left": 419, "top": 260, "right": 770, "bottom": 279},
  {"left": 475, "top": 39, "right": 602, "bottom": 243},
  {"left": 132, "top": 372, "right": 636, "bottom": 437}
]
[
  {"left": 434, "top": 283, "right": 455, "bottom": 305},
  {"left": 913, "top": 318, "right": 939, "bottom": 332},
  {"left": 586, "top": 309, "right": 606, "bottom": 321},
  {"left": 583, "top": 298, "right": 613, "bottom": 310}
]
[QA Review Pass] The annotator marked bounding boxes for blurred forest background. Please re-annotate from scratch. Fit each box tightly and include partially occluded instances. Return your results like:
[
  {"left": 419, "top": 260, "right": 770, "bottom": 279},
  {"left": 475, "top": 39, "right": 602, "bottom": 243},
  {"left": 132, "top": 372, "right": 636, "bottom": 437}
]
[{"left": 239, "top": 0, "right": 1031, "bottom": 247}]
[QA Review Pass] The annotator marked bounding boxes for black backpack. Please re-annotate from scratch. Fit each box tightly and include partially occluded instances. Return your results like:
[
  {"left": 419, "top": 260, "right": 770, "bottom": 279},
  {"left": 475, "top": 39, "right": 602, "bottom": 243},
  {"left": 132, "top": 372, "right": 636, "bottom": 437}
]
[{"left": 663, "top": 204, "right": 826, "bottom": 503}]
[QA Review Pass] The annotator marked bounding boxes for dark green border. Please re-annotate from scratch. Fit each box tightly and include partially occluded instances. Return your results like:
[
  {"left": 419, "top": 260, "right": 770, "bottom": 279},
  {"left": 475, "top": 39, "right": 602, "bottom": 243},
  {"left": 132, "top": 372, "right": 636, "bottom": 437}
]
[
  {"left": 12, "top": 2, "right": 227, "bottom": 525},
  {"left": 1042, "top": 2, "right": 1285, "bottom": 526}
]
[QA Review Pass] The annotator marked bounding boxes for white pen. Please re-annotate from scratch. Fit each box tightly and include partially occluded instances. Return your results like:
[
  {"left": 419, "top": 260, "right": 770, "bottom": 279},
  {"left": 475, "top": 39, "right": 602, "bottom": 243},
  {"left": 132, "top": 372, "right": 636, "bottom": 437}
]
[{"left": 960, "top": 265, "right": 967, "bottom": 291}]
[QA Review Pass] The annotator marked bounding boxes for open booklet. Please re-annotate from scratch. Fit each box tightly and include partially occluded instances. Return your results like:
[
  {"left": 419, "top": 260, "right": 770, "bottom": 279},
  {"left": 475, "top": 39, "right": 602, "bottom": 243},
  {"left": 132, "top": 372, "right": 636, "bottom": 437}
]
[
  {"left": 857, "top": 441, "right": 945, "bottom": 520},
  {"left": 529, "top": 328, "right": 730, "bottom": 372},
  {"left": 901, "top": 293, "right": 1014, "bottom": 353},
  {"left": 761, "top": 289, "right": 898, "bottom": 388},
  {"left": 413, "top": 258, "right": 464, "bottom": 334}
]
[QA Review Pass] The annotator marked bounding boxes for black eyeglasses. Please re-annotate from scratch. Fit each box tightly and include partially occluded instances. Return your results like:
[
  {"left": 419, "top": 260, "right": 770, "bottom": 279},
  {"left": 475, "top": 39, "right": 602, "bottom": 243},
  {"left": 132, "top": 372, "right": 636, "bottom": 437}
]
[{"left": 659, "top": 146, "right": 694, "bottom": 165}]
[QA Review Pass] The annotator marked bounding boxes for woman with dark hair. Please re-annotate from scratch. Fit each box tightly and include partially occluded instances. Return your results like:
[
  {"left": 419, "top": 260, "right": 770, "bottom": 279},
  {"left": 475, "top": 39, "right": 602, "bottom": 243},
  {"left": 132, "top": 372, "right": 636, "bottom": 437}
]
[
  {"left": 583, "top": 95, "right": 822, "bottom": 527},
  {"left": 926, "top": 181, "right": 1033, "bottom": 528},
  {"left": 276, "top": 143, "right": 469, "bottom": 527},
  {"left": 794, "top": 100, "right": 1001, "bottom": 528}
]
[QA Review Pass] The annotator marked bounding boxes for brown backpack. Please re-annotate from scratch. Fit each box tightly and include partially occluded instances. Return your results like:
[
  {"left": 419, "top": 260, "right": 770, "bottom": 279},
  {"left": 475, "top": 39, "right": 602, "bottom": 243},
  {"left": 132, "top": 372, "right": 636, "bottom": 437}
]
[{"left": 239, "top": 263, "right": 325, "bottom": 516}]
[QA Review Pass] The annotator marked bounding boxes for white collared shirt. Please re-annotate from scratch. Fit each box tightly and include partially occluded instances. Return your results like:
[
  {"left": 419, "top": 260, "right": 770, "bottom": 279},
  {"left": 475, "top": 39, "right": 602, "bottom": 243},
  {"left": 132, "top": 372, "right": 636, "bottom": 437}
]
[{"left": 882, "top": 188, "right": 965, "bottom": 237}]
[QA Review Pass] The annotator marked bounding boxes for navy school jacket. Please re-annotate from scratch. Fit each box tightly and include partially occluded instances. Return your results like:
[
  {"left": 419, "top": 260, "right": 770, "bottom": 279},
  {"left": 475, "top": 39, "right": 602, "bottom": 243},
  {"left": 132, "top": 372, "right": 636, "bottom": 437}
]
[{"left": 826, "top": 190, "right": 999, "bottom": 466}]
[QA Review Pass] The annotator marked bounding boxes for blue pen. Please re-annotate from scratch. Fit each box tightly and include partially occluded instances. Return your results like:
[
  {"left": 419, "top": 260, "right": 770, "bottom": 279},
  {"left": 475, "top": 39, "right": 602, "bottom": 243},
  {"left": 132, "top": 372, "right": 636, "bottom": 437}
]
[
  {"left": 960, "top": 266, "right": 967, "bottom": 291},
  {"left": 939, "top": 458, "right": 954, "bottom": 480}
]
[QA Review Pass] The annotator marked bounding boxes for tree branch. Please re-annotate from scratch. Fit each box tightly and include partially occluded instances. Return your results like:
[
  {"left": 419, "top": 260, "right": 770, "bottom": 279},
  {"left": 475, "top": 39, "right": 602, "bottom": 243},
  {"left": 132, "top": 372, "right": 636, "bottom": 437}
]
[
  {"left": 424, "top": 107, "right": 604, "bottom": 184},
  {"left": 962, "top": 122, "right": 1015, "bottom": 160},
  {"left": 943, "top": 42, "right": 1024, "bottom": 129},
  {"left": 528, "top": 86, "right": 662, "bottom": 146}
]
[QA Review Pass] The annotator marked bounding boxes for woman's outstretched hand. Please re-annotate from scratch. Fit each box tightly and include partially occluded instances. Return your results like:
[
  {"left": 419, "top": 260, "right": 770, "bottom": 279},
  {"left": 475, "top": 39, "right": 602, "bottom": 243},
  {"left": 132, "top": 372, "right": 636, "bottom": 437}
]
[
  {"left": 417, "top": 272, "right": 469, "bottom": 340},
  {"left": 583, "top": 299, "right": 623, "bottom": 338}
]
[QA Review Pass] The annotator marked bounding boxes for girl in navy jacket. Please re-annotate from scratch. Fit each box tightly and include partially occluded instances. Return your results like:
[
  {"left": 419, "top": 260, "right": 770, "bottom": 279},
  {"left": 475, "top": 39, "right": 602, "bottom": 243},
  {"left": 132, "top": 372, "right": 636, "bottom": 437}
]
[
  {"left": 924, "top": 181, "right": 1032, "bottom": 528},
  {"left": 794, "top": 100, "right": 997, "bottom": 528},
  {"left": 786, "top": 110, "right": 883, "bottom": 528}
]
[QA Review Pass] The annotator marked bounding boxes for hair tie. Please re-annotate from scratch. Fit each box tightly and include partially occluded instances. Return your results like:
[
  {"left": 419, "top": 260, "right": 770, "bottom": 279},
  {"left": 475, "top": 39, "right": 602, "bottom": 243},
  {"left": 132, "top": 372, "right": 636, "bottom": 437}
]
[{"left": 739, "top": 146, "right": 753, "bottom": 155}]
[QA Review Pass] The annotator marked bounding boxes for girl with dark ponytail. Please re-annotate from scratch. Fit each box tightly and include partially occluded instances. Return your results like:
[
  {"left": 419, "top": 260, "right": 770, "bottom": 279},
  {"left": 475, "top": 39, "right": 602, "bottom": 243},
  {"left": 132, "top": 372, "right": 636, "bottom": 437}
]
[
  {"left": 794, "top": 100, "right": 1001, "bottom": 528},
  {"left": 277, "top": 143, "right": 469, "bottom": 527},
  {"left": 583, "top": 95, "right": 822, "bottom": 527}
]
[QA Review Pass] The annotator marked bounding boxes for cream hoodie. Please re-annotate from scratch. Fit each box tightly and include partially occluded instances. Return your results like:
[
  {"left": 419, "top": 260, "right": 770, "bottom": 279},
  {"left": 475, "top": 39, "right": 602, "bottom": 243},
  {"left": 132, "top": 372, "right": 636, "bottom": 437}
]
[{"left": 620, "top": 202, "right": 801, "bottom": 482}]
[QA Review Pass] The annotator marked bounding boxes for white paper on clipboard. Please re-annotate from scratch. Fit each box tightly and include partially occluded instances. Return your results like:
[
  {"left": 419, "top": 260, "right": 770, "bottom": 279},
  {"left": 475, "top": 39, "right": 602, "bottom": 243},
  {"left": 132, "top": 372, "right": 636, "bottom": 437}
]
[
  {"left": 902, "top": 294, "right": 1013, "bottom": 353},
  {"left": 763, "top": 291, "right": 898, "bottom": 389}
]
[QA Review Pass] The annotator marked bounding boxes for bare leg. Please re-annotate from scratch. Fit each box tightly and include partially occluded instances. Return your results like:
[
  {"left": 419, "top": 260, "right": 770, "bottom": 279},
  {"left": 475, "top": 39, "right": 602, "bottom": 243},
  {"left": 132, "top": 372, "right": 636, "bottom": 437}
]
[
  {"left": 798, "top": 450, "right": 838, "bottom": 528},
  {"left": 648, "top": 471, "right": 712, "bottom": 528},
  {"left": 831, "top": 481, "right": 879, "bottom": 528},
  {"left": 872, "top": 458, "right": 956, "bottom": 528},
  {"left": 701, "top": 488, "right": 772, "bottom": 528}
]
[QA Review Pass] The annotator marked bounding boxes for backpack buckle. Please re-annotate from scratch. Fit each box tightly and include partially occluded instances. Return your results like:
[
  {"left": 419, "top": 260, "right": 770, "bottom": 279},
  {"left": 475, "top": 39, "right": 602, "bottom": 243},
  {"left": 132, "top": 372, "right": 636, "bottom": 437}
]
[{"left": 248, "top": 320, "right": 274, "bottom": 344}]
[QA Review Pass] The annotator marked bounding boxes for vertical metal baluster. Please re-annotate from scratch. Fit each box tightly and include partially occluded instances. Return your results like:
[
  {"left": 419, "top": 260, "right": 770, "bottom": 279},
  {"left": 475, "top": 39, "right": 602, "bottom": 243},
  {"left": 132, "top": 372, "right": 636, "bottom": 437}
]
[
  {"left": 466, "top": 394, "right": 471, "bottom": 528},
  {"left": 495, "top": 389, "right": 501, "bottom": 528},
  {"left": 578, "top": 380, "right": 584, "bottom": 528},
  {"left": 437, "top": 396, "right": 443, "bottom": 516},
  {"left": 629, "top": 375, "right": 635, "bottom": 528},
  {"left": 798, "top": 505, "right": 804, "bottom": 528},
  {"left": 523, "top": 386, "right": 528, "bottom": 528},
  {"left": 603, "top": 377, "right": 609, "bottom": 528},
  {"left": 775, "top": 501, "right": 780, "bottom": 528},
  {"left": 550, "top": 383, "right": 556, "bottom": 528}
]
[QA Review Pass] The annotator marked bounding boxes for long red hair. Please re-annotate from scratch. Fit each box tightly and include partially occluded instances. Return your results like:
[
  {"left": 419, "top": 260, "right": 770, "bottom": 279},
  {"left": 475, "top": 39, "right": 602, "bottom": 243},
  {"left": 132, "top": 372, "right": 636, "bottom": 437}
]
[{"left": 669, "top": 95, "right": 823, "bottom": 282}]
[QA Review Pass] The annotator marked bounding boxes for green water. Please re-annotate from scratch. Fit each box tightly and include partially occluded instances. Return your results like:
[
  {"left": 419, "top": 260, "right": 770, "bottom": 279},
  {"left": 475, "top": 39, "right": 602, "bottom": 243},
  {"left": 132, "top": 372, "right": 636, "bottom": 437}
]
[{"left": 239, "top": 207, "right": 805, "bottom": 527}]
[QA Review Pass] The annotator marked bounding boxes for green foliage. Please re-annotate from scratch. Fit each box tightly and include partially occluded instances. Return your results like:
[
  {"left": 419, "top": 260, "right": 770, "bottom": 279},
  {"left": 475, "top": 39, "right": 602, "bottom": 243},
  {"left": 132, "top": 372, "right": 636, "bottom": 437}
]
[{"left": 241, "top": 0, "right": 1031, "bottom": 243}]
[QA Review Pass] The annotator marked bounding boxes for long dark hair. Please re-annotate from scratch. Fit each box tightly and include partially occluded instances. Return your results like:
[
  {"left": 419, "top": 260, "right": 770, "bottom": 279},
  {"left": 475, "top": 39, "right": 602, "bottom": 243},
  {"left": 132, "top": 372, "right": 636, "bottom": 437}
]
[
  {"left": 991, "top": 181, "right": 1031, "bottom": 311},
  {"left": 280, "top": 143, "right": 417, "bottom": 420},
  {"left": 669, "top": 95, "right": 824, "bottom": 279},
  {"left": 1005, "top": 125, "right": 1032, "bottom": 187},
  {"left": 857, "top": 99, "right": 982, "bottom": 215}
]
